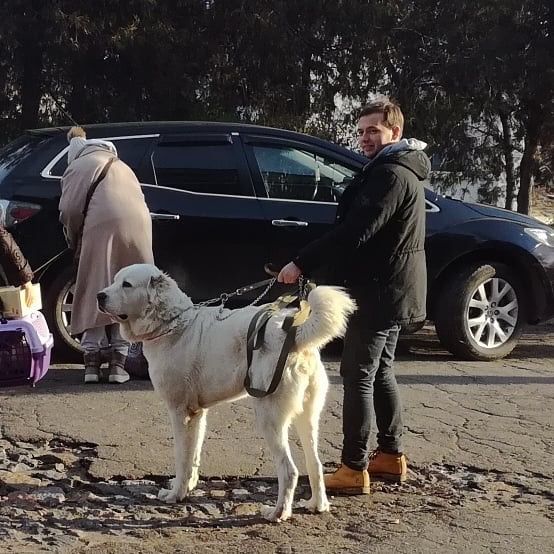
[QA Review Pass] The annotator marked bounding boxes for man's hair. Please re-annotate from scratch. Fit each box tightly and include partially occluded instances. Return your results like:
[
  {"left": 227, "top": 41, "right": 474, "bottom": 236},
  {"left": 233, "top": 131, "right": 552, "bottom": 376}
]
[{"left": 358, "top": 99, "right": 404, "bottom": 131}]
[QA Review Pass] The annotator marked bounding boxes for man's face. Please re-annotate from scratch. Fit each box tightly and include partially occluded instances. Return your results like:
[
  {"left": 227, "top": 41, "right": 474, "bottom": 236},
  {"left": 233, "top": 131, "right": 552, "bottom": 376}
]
[{"left": 357, "top": 113, "right": 402, "bottom": 158}]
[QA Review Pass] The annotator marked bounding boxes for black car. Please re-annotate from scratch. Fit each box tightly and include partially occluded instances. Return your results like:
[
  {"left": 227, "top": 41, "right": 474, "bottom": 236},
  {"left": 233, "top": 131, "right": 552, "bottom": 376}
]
[{"left": 1, "top": 122, "right": 553, "bottom": 361}]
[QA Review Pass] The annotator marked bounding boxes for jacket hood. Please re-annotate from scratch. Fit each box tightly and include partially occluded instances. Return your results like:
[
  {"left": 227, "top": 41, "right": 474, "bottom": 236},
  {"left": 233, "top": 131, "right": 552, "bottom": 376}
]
[
  {"left": 67, "top": 137, "right": 118, "bottom": 164},
  {"left": 364, "top": 138, "right": 431, "bottom": 181}
]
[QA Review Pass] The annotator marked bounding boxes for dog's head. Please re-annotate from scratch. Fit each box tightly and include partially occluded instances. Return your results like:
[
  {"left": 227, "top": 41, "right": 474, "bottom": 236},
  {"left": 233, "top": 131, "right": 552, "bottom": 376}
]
[{"left": 97, "top": 264, "right": 192, "bottom": 342}]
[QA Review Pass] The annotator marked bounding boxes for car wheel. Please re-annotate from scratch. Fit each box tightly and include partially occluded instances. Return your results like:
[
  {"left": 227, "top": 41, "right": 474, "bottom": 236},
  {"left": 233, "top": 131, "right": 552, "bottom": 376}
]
[
  {"left": 43, "top": 265, "right": 83, "bottom": 361},
  {"left": 434, "top": 262, "right": 526, "bottom": 360}
]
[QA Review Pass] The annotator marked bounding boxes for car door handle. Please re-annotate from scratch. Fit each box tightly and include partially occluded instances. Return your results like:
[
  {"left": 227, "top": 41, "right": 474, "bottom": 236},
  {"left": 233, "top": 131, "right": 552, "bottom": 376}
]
[
  {"left": 271, "top": 219, "right": 309, "bottom": 227},
  {"left": 150, "top": 212, "right": 180, "bottom": 221}
]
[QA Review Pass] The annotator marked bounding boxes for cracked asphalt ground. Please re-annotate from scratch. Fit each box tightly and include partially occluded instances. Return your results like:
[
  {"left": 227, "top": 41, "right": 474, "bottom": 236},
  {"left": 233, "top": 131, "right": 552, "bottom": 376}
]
[{"left": 0, "top": 323, "right": 552, "bottom": 553}]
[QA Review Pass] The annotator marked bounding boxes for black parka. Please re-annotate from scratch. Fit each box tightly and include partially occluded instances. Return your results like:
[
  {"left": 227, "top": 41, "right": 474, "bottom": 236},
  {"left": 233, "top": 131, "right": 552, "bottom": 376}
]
[{"left": 295, "top": 147, "right": 430, "bottom": 328}]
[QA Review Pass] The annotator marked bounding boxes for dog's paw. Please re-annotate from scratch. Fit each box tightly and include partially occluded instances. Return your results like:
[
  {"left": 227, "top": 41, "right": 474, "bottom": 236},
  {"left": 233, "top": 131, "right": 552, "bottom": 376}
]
[
  {"left": 296, "top": 496, "right": 330, "bottom": 513},
  {"left": 169, "top": 473, "right": 197, "bottom": 496},
  {"left": 158, "top": 487, "right": 185, "bottom": 503},
  {"left": 187, "top": 469, "right": 199, "bottom": 491},
  {"left": 261, "top": 504, "right": 292, "bottom": 523}
]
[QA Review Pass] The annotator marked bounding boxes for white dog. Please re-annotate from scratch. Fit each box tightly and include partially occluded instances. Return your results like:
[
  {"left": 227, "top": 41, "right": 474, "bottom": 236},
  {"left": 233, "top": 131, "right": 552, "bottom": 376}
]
[{"left": 98, "top": 263, "right": 356, "bottom": 522}]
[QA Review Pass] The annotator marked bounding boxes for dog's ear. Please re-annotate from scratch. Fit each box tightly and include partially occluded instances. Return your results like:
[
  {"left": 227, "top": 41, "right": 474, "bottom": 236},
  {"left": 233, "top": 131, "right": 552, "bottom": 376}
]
[
  {"left": 147, "top": 272, "right": 172, "bottom": 300},
  {"left": 148, "top": 273, "right": 166, "bottom": 293}
]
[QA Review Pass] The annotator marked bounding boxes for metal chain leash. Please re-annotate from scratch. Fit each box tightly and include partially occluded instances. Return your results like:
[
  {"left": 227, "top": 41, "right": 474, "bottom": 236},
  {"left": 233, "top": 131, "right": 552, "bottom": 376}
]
[
  {"left": 298, "top": 274, "right": 306, "bottom": 300},
  {"left": 215, "top": 277, "right": 277, "bottom": 320},
  {"left": 193, "top": 271, "right": 310, "bottom": 321},
  {"left": 247, "top": 278, "right": 279, "bottom": 306},
  {"left": 193, "top": 277, "right": 277, "bottom": 320}
]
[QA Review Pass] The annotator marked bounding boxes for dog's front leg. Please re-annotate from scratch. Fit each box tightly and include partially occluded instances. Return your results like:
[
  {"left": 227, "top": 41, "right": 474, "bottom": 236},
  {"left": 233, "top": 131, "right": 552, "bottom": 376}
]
[
  {"left": 183, "top": 409, "right": 207, "bottom": 494},
  {"left": 158, "top": 407, "right": 207, "bottom": 503}
]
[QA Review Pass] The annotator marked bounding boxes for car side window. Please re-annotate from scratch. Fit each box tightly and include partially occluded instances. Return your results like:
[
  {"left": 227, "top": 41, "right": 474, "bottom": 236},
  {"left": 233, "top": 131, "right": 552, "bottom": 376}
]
[
  {"left": 152, "top": 142, "right": 245, "bottom": 195},
  {"left": 251, "top": 145, "right": 356, "bottom": 202},
  {"left": 49, "top": 137, "right": 153, "bottom": 177},
  {"left": 425, "top": 200, "right": 440, "bottom": 213}
]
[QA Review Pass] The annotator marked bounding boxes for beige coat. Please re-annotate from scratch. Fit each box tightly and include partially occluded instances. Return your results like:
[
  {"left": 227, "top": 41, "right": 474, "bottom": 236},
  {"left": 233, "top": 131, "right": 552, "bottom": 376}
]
[{"left": 59, "top": 145, "right": 154, "bottom": 335}]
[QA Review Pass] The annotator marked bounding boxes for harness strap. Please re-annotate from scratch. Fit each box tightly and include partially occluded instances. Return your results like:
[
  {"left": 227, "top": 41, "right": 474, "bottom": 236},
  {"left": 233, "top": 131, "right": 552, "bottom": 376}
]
[
  {"left": 245, "top": 309, "right": 274, "bottom": 369},
  {"left": 73, "top": 157, "right": 115, "bottom": 267},
  {"left": 245, "top": 294, "right": 299, "bottom": 370},
  {"left": 244, "top": 294, "right": 311, "bottom": 398}
]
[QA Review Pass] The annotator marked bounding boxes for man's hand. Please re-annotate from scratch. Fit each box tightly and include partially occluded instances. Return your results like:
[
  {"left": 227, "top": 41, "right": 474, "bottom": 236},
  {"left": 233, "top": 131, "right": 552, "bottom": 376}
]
[
  {"left": 277, "top": 261, "right": 302, "bottom": 284},
  {"left": 22, "top": 281, "right": 39, "bottom": 308}
]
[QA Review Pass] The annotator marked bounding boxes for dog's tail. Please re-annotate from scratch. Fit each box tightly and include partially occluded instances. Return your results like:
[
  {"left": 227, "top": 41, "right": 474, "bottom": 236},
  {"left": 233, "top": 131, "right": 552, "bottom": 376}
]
[{"left": 294, "top": 286, "right": 356, "bottom": 350}]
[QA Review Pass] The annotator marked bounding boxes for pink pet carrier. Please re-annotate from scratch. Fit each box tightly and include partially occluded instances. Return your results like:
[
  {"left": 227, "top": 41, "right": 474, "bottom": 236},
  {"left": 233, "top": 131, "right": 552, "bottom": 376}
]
[{"left": 0, "top": 311, "right": 53, "bottom": 387}]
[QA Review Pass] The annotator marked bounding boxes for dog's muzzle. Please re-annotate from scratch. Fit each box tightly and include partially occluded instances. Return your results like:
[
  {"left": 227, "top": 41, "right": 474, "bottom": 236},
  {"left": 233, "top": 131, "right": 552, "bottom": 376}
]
[{"left": 96, "top": 292, "right": 128, "bottom": 320}]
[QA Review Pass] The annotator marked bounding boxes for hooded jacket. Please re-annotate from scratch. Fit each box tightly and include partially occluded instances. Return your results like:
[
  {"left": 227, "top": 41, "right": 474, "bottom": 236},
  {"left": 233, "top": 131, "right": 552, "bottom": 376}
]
[{"left": 295, "top": 139, "right": 430, "bottom": 328}]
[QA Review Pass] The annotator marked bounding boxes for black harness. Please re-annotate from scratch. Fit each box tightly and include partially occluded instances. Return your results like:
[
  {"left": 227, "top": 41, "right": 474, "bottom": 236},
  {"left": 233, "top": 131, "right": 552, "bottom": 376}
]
[{"left": 244, "top": 283, "right": 315, "bottom": 398}]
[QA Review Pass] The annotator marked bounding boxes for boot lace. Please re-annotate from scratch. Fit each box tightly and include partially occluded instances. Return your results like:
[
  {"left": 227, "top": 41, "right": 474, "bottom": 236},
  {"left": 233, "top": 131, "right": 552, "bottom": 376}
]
[{"left": 368, "top": 449, "right": 381, "bottom": 461}]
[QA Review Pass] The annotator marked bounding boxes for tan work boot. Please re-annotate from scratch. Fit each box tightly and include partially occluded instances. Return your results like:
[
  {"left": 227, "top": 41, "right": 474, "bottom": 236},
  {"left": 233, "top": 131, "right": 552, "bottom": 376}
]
[
  {"left": 108, "top": 351, "right": 130, "bottom": 384},
  {"left": 367, "top": 450, "right": 407, "bottom": 483},
  {"left": 83, "top": 351, "right": 101, "bottom": 384},
  {"left": 324, "top": 464, "right": 370, "bottom": 495}
]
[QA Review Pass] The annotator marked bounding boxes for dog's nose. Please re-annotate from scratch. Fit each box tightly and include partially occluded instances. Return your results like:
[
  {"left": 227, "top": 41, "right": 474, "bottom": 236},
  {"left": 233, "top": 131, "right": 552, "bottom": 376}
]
[{"left": 97, "top": 292, "right": 107, "bottom": 306}]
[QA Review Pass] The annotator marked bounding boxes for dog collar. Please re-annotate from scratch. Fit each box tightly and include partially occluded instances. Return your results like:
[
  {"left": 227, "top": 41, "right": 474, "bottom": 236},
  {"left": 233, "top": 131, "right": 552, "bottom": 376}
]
[{"left": 137, "top": 308, "right": 195, "bottom": 343}]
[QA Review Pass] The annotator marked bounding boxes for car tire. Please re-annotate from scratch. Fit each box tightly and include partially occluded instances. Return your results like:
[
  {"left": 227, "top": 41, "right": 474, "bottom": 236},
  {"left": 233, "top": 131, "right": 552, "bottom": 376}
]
[
  {"left": 43, "top": 265, "right": 83, "bottom": 362},
  {"left": 434, "top": 262, "right": 526, "bottom": 360}
]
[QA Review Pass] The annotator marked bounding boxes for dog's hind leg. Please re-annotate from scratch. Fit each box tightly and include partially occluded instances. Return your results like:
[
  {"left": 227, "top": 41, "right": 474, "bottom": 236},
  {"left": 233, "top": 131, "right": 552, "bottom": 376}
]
[
  {"left": 255, "top": 403, "right": 298, "bottom": 522},
  {"left": 158, "top": 407, "right": 207, "bottom": 503},
  {"left": 295, "top": 364, "right": 330, "bottom": 514}
]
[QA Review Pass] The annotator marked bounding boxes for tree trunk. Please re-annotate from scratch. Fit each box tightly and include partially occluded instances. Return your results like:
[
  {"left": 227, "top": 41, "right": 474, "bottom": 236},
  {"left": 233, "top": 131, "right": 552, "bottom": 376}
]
[
  {"left": 19, "top": 38, "right": 43, "bottom": 129},
  {"left": 517, "top": 119, "right": 541, "bottom": 214},
  {"left": 295, "top": 50, "right": 312, "bottom": 118},
  {"left": 499, "top": 111, "right": 517, "bottom": 210},
  {"left": 68, "top": 59, "right": 88, "bottom": 124}
]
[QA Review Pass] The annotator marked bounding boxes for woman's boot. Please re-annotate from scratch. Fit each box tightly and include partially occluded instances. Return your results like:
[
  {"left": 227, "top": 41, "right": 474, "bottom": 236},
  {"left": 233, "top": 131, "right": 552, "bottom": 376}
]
[
  {"left": 83, "top": 351, "right": 101, "bottom": 384},
  {"left": 108, "top": 351, "right": 130, "bottom": 384}
]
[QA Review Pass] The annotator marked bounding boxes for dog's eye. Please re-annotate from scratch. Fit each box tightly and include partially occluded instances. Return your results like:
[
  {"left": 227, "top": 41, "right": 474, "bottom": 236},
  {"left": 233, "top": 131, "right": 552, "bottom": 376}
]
[{"left": 122, "top": 281, "right": 132, "bottom": 288}]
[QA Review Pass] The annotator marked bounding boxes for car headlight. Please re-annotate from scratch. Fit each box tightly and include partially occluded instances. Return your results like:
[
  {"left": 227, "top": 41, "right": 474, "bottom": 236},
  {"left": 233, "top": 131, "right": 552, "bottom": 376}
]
[{"left": 524, "top": 227, "right": 554, "bottom": 247}]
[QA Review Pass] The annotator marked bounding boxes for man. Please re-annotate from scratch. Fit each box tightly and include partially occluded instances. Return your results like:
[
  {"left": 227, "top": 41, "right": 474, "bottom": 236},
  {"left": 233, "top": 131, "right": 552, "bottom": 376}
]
[{"left": 278, "top": 98, "right": 429, "bottom": 494}]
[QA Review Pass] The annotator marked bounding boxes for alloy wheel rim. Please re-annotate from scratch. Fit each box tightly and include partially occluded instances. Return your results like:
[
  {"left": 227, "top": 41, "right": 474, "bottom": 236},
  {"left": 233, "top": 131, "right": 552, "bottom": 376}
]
[
  {"left": 465, "top": 277, "right": 518, "bottom": 349},
  {"left": 57, "top": 279, "right": 82, "bottom": 350}
]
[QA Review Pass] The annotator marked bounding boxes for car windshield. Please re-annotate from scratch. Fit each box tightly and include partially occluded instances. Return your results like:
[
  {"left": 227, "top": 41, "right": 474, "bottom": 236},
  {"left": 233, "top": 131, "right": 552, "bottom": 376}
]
[{"left": 0, "top": 133, "right": 49, "bottom": 183}]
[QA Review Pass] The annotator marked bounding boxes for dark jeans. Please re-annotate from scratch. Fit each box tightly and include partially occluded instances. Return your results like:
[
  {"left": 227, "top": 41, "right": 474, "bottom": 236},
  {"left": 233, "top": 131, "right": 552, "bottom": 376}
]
[{"left": 340, "top": 317, "right": 403, "bottom": 471}]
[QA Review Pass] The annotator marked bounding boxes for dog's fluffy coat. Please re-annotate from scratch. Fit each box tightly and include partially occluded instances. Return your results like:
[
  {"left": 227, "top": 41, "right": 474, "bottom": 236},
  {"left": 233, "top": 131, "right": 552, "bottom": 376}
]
[{"left": 99, "top": 264, "right": 356, "bottom": 521}]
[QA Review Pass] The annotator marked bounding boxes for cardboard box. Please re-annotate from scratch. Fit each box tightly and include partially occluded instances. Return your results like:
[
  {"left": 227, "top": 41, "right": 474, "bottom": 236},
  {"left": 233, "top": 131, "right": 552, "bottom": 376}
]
[{"left": 0, "top": 284, "right": 42, "bottom": 318}]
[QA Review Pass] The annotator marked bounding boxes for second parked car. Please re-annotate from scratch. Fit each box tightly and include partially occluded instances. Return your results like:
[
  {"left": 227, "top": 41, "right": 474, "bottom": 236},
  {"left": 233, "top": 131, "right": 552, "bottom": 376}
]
[{"left": 1, "top": 122, "right": 553, "bottom": 361}]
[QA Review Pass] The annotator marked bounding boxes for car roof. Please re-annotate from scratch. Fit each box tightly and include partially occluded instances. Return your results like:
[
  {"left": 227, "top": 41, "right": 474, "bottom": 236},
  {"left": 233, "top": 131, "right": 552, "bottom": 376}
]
[{"left": 27, "top": 121, "right": 368, "bottom": 164}]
